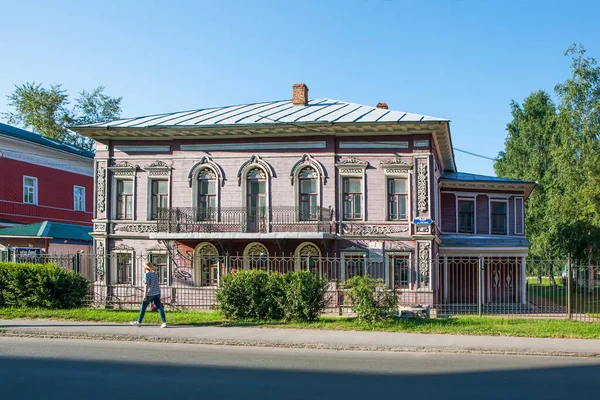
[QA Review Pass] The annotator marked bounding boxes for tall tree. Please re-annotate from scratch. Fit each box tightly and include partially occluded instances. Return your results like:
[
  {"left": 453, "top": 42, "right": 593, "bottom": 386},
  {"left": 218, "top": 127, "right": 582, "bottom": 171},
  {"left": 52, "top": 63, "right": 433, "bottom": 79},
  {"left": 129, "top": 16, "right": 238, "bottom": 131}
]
[
  {"left": 495, "top": 90, "right": 559, "bottom": 260},
  {"left": 2, "top": 83, "right": 122, "bottom": 151}
]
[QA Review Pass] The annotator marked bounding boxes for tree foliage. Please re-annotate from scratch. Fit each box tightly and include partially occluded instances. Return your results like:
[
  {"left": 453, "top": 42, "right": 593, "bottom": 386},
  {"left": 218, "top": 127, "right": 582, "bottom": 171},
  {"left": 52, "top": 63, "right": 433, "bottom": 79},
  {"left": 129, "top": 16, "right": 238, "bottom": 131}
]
[
  {"left": 2, "top": 83, "right": 122, "bottom": 151},
  {"left": 496, "top": 45, "right": 600, "bottom": 263}
]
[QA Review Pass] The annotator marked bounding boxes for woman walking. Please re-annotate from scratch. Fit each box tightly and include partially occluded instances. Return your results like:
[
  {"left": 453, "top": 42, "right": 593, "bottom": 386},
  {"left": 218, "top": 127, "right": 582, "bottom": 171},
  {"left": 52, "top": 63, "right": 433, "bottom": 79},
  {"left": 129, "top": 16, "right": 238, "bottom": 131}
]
[{"left": 131, "top": 262, "right": 167, "bottom": 328}]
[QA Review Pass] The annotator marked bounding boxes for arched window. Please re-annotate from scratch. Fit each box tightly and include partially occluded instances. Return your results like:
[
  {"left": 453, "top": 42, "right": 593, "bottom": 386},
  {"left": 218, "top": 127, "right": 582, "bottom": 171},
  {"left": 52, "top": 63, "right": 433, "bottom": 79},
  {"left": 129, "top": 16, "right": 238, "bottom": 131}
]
[
  {"left": 194, "top": 242, "right": 219, "bottom": 286},
  {"left": 294, "top": 242, "right": 322, "bottom": 275},
  {"left": 298, "top": 167, "right": 319, "bottom": 221},
  {"left": 243, "top": 242, "right": 269, "bottom": 270},
  {"left": 238, "top": 156, "right": 273, "bottom": 233},
  {"left": 197, "top": 168, "right": 217, "bottom": 221},
  {"left": 290, "top": 154, "right": 326, "bottom": 221},
  {"left": 188, "top": 156, "right": 223, "bottom": 221}
]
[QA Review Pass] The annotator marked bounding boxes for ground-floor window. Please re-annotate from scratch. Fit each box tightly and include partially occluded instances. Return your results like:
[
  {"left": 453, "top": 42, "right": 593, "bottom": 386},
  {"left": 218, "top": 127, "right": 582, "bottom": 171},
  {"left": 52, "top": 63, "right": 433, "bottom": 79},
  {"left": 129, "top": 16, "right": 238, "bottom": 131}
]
[
  {"left": 115, "top": 252, "right": 134, "bottom": 284},
  {"left": 148, "top": 253, "right": 169, "bottom": 285},
  {"left": 295, "top": 242, "right": 322, "bottom": 275},
  {"left": 390, "top": 254, "right": 410, "bottom": 289},
  {"left": 194, "top": 242, "right": 220, "bottom": 286},
  {"left": 342, "top": 253, "right": 365, "bottom": 280},
  {"left": 243, "top": 242, "right": 269, "bottom": 271}
]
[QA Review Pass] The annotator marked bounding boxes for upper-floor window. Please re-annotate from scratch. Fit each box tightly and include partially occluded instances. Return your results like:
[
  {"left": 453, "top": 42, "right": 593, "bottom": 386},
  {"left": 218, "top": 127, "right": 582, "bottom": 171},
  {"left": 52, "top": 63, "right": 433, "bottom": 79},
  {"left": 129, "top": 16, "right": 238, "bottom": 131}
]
[
  {"left": 458, "top": 200, "right": 475, "bottom": 233},
  {"left": 150, "top": 180, "right": 168, "bottom": 220},
  {"left": 343, "top": 178, "right": 363, "bottom": 220},
  {"left": 116, "top": 180, "right": 133, "bottom": 220},
  {"left": 247, "top": 169, "right": 267, "bottom": 232},
  {"left": 23, "top": 176, "right": 38, "bottom": 205},
  {"left": 388, "top": 178, "right": 408, "bottom": 220},
  {"left": 74, "top": 186, "right": 85, "bottom": 211},
  {"left": 299, "top": 167, "right": 318, "bottom": 221},
  {"left": 197, "top": 169, "right": 217, "bottom": 221},
  {"left": 491, "top": 201, "right": 507, "bottom": 235}
]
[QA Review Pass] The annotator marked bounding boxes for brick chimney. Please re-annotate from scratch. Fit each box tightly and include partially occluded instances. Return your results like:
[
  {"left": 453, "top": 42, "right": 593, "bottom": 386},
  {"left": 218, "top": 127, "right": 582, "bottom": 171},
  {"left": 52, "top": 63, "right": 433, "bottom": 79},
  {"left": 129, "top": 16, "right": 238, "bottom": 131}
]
[
  {"left": 376, "top": 102, "right": 388, "bottom": 110},
  {"left": 292, "top": 83, "right": 309, "bottom": 106}
]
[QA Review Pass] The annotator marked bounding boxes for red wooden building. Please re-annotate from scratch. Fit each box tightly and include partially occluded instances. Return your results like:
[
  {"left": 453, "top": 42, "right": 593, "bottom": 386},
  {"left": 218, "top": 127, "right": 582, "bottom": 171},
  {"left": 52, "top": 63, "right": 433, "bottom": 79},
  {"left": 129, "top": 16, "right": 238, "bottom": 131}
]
[{"left": 0, "top": 123, "right": 94, "bottom": 228}]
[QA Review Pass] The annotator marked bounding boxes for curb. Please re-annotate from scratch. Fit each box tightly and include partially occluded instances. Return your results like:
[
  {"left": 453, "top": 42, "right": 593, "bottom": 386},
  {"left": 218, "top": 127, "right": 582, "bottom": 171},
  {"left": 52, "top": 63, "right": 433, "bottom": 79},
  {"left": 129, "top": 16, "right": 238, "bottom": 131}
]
[{"left": 2, "top": 328, "right": 599, "bottom": 358}]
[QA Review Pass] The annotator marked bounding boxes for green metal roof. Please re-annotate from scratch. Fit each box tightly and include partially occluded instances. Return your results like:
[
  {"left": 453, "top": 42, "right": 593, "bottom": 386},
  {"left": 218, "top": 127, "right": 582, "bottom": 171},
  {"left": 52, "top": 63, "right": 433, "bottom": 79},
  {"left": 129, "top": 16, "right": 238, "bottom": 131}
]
[
  {"left": 0, "top": 123, "right": 95, "bottom": 159},
  {"left": 0, "top": 221, "right": 92, "bottom": 241}
]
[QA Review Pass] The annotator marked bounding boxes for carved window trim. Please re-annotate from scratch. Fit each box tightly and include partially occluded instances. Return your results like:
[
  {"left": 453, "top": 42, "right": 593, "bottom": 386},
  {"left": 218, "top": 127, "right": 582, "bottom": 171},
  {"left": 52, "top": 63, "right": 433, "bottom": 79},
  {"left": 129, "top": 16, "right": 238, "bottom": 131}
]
[
  {"left": 293, "top": 242, "right": 322, "bottom": 273},
  {"left": 110, "top": 161, "right": 138, "bottom": 221},
  {"left": 291, "top": 154, "right": 326, "bottom": 217},
  {"left": 111, "top": 243, "right": 136, "bottom": 285},
  {"left": 188, "top": 157, "right": 224, "bottom": 217},
  {"left": 238, "top": 156, "right": 274, "bottom": 223},
  {"left": 145, "top": 161, "right": 172, "bottom": 221},
  {"left": 336, "top": 156, "right": 369, "bottom": 222},
  {"left": 242, "top": 242, "right": 269, "bottom": 270},
  {"left": 194, "top": 242, "right": 220, "bottom": 287},
  {"left": 382, "top": 162, "right": 411, "bottom": 223}
]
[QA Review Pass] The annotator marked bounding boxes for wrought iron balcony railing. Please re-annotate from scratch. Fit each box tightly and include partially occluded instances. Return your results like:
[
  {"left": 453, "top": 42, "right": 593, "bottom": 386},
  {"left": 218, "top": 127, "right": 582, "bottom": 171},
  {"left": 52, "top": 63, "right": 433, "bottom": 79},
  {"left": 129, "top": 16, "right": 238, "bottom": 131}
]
[{"left": 156, "top": 206, "right": 334, "bottom": 234}]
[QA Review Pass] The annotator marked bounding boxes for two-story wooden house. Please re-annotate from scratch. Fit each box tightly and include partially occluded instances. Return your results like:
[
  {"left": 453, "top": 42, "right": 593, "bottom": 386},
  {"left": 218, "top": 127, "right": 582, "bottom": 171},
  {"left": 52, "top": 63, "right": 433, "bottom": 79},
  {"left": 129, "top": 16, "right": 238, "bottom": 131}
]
[{"left": 71, "top": 84, "right": 534, "bottom": 309}]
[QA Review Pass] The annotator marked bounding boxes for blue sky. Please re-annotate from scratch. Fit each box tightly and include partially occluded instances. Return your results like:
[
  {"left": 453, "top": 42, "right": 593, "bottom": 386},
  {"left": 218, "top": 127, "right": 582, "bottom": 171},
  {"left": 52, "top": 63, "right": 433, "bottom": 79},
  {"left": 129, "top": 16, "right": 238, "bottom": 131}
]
[{"left": 1, "top": 0, "right": 599, "bottom": 176}]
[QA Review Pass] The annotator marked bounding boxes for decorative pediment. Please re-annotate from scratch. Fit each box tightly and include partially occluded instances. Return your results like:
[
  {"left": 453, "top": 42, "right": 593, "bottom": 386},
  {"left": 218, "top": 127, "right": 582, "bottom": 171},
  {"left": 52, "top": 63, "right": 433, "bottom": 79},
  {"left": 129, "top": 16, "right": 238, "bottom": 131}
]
[
  {"left": 290, "top": 154, "right": 327, "bottom": 185},
  {"left": 145, "top": 160, "right": 172, "bottom": 177},
  {"left": 381, "top": 157, "right": 413, "bottom": 176},
  {"left": 337, "top": 156, "right": 368, "bottom": 166},
  {"left": 109, "top": 161, "right": 138, "bottom": 176},
  {"left": 237, "top": 155, "right": 274, "bottom": 186},
  {"left": 112, "top": 243, "right": 135, "bottom": 252},
  {"left": 380, "top": 157, "right": 412, "bottom": 167},
  {"left": 188, "top": 156, "right": 224, "bottom": 187},
  {"left": 336, "top": 156, "right": 369, "bottom": 176},
  {"left": 146, "top": 243, "right": 167, "bottom": 252}
]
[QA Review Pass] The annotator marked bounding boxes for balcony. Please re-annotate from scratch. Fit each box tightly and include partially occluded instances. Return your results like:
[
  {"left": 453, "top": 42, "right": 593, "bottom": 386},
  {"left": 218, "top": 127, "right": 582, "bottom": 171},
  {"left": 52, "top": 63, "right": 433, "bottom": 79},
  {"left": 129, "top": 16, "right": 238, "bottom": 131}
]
[{"left": 156, "top": 206, "right": 334, "bottom": 235}]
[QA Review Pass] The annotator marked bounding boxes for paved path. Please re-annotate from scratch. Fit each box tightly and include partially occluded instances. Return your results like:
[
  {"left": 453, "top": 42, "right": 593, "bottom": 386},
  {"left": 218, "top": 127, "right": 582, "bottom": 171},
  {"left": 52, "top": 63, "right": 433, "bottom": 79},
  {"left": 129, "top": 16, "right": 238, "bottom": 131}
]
[
  {"left": 2, "top": 318, "right": 600, "bottom": 357},
  {"left": 1, "top": 337, "right": 600, "bottom": 399}
]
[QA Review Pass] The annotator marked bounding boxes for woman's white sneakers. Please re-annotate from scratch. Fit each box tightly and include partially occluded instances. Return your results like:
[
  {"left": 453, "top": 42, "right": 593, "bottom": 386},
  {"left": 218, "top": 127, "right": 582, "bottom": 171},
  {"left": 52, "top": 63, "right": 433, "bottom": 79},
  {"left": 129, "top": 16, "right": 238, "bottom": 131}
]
[
  {"left": 130, "top": 321, "right": 141, "bottom": 327},
  {"left": 161, "top": 323, "right": 168, "bottom": 328}
]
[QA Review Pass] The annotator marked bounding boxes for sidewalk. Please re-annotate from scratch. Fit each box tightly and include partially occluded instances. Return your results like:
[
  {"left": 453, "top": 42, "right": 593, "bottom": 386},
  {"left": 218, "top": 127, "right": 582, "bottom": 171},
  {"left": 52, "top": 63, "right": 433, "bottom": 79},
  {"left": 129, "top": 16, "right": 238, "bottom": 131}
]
[{"left": 1, "top": 318, "right": 600, "bottom": 357}]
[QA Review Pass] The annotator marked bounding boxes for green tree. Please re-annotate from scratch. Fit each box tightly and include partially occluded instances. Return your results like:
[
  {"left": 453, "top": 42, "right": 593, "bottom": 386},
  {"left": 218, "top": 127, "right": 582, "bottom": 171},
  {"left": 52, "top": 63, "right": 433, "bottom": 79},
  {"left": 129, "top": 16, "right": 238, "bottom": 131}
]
[
  {"left": 2, "top": 83, "right": 122, "bottom": 151},
  {"left": 495, "top": 91, "right": 559, "bottom": 260}
]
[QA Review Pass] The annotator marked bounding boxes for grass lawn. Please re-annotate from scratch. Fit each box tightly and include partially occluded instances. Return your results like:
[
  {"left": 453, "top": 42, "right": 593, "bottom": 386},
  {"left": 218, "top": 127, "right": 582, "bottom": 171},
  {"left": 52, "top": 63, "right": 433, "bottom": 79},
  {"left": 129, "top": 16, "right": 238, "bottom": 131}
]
[
  {"left": 1, "top": 307, "right": 600, "bottom": 339},
  {"left": 526, "top": 276, "right": 600, "bottom": 318}
]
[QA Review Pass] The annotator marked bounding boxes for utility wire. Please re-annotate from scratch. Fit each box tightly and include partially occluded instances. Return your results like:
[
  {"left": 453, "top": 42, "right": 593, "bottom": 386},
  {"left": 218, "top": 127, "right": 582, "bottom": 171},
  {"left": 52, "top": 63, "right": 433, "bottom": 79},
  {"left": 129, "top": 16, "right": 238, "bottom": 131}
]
[{"left": 454, "top": 147, "right": 498, "bottom": 161}]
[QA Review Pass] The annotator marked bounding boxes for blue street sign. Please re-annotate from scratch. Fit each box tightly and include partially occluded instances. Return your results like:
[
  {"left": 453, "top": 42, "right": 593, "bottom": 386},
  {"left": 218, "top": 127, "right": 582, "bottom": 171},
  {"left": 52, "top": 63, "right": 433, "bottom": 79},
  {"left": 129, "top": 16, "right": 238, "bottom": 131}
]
[{"left": 413, "top": 217, "right": 432, "bottom": 225}]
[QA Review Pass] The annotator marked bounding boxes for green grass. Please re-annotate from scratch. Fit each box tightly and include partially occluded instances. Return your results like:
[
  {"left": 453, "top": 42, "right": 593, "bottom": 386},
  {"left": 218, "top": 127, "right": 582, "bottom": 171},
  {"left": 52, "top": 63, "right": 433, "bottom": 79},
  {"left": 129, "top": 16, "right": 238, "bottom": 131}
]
[
  {"left": 1, "top": 307, "right": 600, "bottom": 339},
  {"left": 526, "top": 276, "right": 600, "bottom": 317}
]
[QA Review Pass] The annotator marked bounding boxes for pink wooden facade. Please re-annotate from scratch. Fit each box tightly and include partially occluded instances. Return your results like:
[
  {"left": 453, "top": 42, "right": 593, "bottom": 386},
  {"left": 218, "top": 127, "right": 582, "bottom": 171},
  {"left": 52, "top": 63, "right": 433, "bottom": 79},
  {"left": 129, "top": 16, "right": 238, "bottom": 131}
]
[{"left": 72, "top": 84, "right": 535, "bottom": 307}]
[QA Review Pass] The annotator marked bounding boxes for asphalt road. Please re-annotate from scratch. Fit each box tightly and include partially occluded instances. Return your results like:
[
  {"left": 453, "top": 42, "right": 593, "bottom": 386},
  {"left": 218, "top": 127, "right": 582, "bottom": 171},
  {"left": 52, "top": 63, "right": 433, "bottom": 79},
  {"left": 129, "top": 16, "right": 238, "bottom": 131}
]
[{"left": 1, "top": 337, "right": 600, "bottom": 399}]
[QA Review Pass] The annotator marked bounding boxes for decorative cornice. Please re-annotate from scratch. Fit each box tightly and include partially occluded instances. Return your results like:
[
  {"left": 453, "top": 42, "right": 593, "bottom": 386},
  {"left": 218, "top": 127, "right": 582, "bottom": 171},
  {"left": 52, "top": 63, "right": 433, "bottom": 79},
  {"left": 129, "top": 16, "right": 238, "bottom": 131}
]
[
  {"left": 380, "top": 157, "right": 413, "bottom": 167},
  {"left": 114, "top": 223, "right": 158, "bottom": 233},
  {"left": 337, "top": 156, "right": 368, "bottom": 166},
  {"left": 112, "top": 243, "right": 135, "bottom": 251},
  {"left": 146, "top": 244, "right": 167, "bottom": 252},
  {"left": 340, "top": 223, "right": 409, "bottom": 236}
]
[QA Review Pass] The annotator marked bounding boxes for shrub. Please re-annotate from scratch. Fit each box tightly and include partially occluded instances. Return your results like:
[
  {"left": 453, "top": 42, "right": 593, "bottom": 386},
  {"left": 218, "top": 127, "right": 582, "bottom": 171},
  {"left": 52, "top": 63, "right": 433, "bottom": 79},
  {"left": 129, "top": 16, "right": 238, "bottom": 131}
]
[
  {"left": 216, "top": 270, "right": 328, "bottom": 322},
  {"left": 341, "top": 275, "right": 397, "bottom": 324},
  {"left": 281, "top": 271, "right": 328, "bottom": 322},
  {"left": 0, "top": 262, "right": 90, "bottom": 309}
]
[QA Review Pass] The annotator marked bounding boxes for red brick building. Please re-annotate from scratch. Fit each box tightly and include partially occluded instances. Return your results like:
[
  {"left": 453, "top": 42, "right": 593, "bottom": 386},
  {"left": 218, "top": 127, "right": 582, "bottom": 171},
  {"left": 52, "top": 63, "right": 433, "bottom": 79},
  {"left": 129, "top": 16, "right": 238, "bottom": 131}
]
[{"left": 0, "top": 123, "right": 94, "bottom": 228}]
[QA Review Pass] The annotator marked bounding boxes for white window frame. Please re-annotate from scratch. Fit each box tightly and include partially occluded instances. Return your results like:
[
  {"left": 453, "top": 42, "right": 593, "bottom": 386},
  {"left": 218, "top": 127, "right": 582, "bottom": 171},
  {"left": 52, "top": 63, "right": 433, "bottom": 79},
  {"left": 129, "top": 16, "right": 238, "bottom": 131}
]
[
  {"left": 294, "top": 242, "right": 322, "bottom": 274},
  {"left": 383, "top": 171, "right": 411, "bottom": 223},
  {"left": 290, "top": 154, "right": 326, "bottom": 220},
  {"left": 336, "top": 157, "right": 368, "bottom": 222},
  {"left": 489, "top": 198, "right": 509, "bottom": 236},
  {"left": 340, "top": 252, "right": 366, "bottom": 281},
  {"left": 112, "top": 246, "right": 136, "bottom": 285},
  {"left": 238, "top": 156, "right": 274, "bottom": 230},
  {"left": 386, "top": 252, "right": 412, "bottom": 290},
  {"left": 188, "top": 157, "right": 221, "bottom": 219},
  {"left": 113, "top": 178, "right": 135, "bottom": 220},
  {"left": 23, "top": 176, "right": 38, "bottom": 205},
  {"left": 145, "top": 160, "right": 172, "bottom": 221},
  {"left": 74, "top": 186, "right": 86, "bottom": 212},
  {"left": 147, "top": 250, "right": 170, "bottom": 285},
  {"left": 514, "top": 197, "right": 524, "bottom": 235}
]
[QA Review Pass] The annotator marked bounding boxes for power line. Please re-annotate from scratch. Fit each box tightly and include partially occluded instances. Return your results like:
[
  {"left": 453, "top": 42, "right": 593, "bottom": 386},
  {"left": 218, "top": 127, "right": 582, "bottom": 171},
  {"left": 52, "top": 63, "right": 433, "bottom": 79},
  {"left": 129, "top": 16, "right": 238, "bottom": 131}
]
[{"left": 454, "top": 147, "right": 498, "bottom": 161}]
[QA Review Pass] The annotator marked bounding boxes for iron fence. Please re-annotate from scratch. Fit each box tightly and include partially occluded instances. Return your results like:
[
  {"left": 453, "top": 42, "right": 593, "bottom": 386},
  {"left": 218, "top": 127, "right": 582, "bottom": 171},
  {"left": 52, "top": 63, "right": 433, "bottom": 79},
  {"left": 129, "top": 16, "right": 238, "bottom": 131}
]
[
  {"left": 156, "top": 206, "right": 334, "bottom": 234},
  {"left": 4, "top": 253, "right": 600, "bottom": 321}
]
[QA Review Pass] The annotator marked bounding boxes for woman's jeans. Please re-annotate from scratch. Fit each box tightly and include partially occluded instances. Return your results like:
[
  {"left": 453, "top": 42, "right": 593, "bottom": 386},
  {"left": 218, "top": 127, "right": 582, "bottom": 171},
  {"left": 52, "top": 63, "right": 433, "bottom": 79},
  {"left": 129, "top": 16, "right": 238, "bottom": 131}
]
[{"left": 137, "top": 294, "right": 166, "bottom": 323}]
